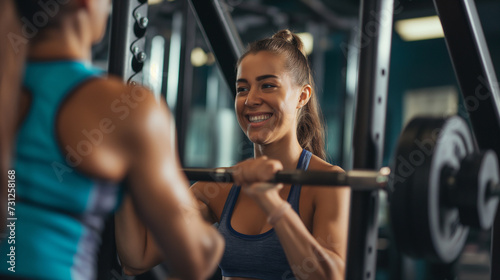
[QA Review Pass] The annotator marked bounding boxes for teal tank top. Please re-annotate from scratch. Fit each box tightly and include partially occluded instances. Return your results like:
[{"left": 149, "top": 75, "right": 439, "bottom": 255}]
[{"left": 0, "top": 61, "right": 122, "bottom": 280}]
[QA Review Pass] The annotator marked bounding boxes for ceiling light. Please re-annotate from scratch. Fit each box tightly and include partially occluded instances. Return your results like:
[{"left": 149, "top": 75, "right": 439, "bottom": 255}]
[
  {"left": 191, "top": 47, "right": 207, "bottom": 67},
  {"left": 148, "top": 0, "right": 164, "bottom": 5},
  {"left": 296, "top": 32, "right": 314, "bottom": 55},
  {"left": 395, "top": 15, "right": 444, "bottom": 42}
]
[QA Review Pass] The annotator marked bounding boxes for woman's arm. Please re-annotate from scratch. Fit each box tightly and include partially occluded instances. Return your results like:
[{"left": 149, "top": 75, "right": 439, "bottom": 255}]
[
  {"left": 115, "top": 195, "right": 162, "bottom": 275},
  {"left": 114, "top": 88, "right": 224, "bottom": 280},
  {"left": 115, "top": 181, "right": 223, "bottom": 273},
  {"left": 232, "top": 157, "right": 350, "bottom": 280},
  {"left": 267, "top": 181, "right": 349, "bottom": 279},
  {"left": 114, "top": 182, "right": 220, "bottom": 275}
]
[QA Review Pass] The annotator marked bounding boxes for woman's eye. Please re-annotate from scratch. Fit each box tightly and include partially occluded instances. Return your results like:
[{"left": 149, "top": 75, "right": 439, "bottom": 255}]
[
  {"left": 237, "top": 87, "right": 248, "bottom": 94},
  {"left": 262, "top": 84, "right": 275, "bottom": 89}
]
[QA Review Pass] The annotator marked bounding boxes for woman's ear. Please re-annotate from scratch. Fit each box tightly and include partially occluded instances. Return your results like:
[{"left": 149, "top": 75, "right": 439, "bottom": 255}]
[{"left": 297, "top": 84, "right": 312, "bottom": 109}]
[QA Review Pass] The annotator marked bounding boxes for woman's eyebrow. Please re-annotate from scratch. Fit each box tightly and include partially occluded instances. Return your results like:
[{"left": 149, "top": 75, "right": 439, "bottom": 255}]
[
  {"left": 236, "top": 75, "right": 278, "bottom": 84},
  {"left": 256, "top": 74, "right": 278, "bottom": 81}
]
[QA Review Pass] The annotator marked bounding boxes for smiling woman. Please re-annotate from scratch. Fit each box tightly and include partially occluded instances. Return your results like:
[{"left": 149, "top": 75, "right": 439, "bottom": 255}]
[
  {"left": 116, "top": 29, "right": 350, "bottom": 280},
  {"left": 213, "top": 29, "right": 350, "bottom": 280}
]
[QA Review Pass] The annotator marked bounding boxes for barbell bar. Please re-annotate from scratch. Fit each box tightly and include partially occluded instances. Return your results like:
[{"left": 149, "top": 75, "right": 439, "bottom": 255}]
[{"left": 183, "top": 167, "right": 391, "bottom": 190}]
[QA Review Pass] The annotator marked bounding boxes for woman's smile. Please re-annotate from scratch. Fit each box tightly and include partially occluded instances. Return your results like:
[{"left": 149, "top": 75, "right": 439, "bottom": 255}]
[{"left": 247, "top": 112, "right": 274, "bottom": 127}]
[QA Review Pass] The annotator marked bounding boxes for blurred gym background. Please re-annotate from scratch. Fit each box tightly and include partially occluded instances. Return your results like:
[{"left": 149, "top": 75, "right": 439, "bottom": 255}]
[{"left": 92, "top": 0, "right": 500, "bottom": 279}]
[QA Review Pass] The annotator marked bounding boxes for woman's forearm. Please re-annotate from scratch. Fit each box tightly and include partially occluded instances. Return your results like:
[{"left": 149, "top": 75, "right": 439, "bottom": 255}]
[
  {"left": 274, "top": 209, "right": 344, "bottom": 280},
  {"left": 257, "top": 192, "right": 344, "bottom": 280}
]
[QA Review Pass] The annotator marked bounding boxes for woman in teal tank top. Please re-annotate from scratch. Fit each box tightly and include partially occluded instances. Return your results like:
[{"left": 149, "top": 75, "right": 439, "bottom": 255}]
[
  {"left": 118, "top": 30, "right": 351, "bottom": 280},
  {"left": 0, "top": 1, "right": 224, "bottom": 279}
]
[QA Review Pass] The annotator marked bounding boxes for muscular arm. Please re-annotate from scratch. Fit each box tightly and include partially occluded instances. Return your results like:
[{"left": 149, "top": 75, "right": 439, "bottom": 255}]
[
  {"left": 115, "top": 180, "right": 226, "bottom": 276},
  {"left": 115, "top": 181, "right": 223, "bottom": 275},
  {"left": 114, "top": 89, "right": 223, "bottom": 279},
  {"left": 273, "top": 181, "right": 350, "bottom": 280},
  {"left": 115, "top": 195, "right": 162, "bottom": 275}
]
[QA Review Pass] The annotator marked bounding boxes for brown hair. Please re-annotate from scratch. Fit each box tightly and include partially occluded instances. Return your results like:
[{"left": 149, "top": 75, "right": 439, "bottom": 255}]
[{"left": 237, "top": 29, "right": 326, "bottom": 160}]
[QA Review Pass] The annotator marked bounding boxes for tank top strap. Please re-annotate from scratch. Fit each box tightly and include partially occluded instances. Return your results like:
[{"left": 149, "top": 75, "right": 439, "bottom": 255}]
[
  {"left": 296, "top": 149, "right": 312, "bottom": 171},
  {"left": 289, "top": 149, "right": 312, "bottom": 212}
]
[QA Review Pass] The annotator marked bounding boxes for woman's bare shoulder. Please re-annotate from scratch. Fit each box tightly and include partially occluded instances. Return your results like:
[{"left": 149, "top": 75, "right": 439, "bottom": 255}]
[
  {"left": 302, "top": 154, "right": 349, "bottom": 200},
  {"left": 307, "top": 154, "right": 345, "bottom": 173}
]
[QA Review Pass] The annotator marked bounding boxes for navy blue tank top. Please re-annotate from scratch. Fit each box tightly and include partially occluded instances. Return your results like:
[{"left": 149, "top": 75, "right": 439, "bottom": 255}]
[{"left": 218, "top": 149, "right": 312, "bottom": 280}]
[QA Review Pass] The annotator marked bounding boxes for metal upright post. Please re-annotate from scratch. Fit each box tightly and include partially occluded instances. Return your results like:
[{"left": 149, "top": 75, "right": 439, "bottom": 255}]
[
  {"left": 174, "top": 1, "right": 196, "bottom": 165},
  {"left": 342, "top": 31, "right": 360, "bottom": 169},
  {"left": 189, "top": 0, "right": 250, "bottom": 161},
  {"left": 189, "top": 0, "right": 244, "bottom": 97},
  {"left": 345, "top": 0, "right": 394, "bottom": 279},
  {"left": 98, "top": 1, "right": 148, "bottom": 279}
]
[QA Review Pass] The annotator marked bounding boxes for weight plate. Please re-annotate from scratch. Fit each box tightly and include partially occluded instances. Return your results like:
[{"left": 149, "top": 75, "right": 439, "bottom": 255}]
[
  {"left": 390, "top": 116, "right": 472, "bottom": 263},
  {"left": 455, "top": 151, "right": 500, "bottom": 230},
  {"left": 390, "top": 118, "right": 429, "bottom": 258}
]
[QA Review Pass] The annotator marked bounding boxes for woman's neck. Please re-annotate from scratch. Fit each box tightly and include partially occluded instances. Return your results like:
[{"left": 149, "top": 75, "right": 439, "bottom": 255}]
[{"left": 253, "top": 136, "right": 304, "bottom": 170}]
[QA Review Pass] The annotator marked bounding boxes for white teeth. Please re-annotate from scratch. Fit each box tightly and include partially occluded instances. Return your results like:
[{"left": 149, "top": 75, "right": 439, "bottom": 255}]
[{"left": 249, "top": 114, "right": 271, "bottom": 123}]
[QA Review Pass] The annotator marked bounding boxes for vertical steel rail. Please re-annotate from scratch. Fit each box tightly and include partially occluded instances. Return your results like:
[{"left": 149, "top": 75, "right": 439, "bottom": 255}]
[
  {"left": 98, "top": 1, "right": 148, "bottom": 279},
  {"left": 189, "top": 0, "right": 244, "bottom": 97},
  {"left": 174, "top": 1, "right": 196, "bottom": 165},
  {"left": 432, "top": 1, "right": 500, "bottom": 279},
  {"left": 345, "top": 0, "right": 394, "bottom": 279},
  {"left": 342, "top": 31, "right": 360, "bottom": 169}
]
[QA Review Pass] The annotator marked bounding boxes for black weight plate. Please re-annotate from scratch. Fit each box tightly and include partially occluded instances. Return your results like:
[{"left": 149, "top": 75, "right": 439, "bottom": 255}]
[
  {"left": 390, "top": 117, "right": 433, "bottom": 258},
  {"left": 455, "top": 151, "right": 500, "bottom": 230},
  {"left": 391, "top": 116, "right": 472, "bottom": 263},
  {"left": 477, "top": 151, "right": 500, "bottom": 229}
]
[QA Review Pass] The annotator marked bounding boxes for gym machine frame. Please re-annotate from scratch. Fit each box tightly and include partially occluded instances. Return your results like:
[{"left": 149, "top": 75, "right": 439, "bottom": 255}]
[
  {"left": 433, "top": 1, "right": 500, "bottom": 279},
  {"left": 173, "top": 0, "right": 196, "bottom": 166},
  {"left": 189, "top": 0, "right": 244, "bottom": 97},
  {"left": 347, "top": 0, "right": 500, "bottom": 278},
  {"left": 335, "top": 0, "right": 500, "bottom": 277},
  {"left": 108, "top": 0, "right": 148, "bottom": 84},
  {"left": 345, "top": 0, "right": 393, "bottom": 278}
]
